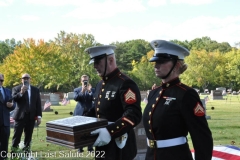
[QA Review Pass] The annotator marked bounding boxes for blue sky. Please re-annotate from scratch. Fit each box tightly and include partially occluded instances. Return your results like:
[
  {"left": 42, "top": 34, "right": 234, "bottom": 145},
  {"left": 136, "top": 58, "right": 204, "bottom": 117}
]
[{"left": 1, "top": 0, "right": 240, "bottom": 47}]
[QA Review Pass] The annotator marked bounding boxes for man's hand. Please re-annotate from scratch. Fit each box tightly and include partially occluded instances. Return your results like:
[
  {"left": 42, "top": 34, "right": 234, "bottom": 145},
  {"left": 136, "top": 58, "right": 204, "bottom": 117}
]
[
  {"left": 81, "top": 85, "right": 88, "bottom": 93},
  {"left": 20, "top": 85, "right": 28, "bottom": 94},
  {"left": 91, "top": 128, "right": 111, "bottom": 147},
  {"left": 152, "top": 83, "right": 157, "bottom": 90},
  {"left": 6, "top": 102, "right": 13, "bottom": 108},
  {"left": 87, "top": 84, "right": 92, "bottom": 92},
  {"left": 37, "top": 118, "right": 41, "bottom": 125}
]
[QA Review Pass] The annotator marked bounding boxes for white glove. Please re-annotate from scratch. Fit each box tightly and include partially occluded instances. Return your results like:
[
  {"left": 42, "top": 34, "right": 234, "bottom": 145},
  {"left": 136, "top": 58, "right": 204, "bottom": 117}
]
[{"left": 91, "top": 128, "right": 111, "bottom": 147}]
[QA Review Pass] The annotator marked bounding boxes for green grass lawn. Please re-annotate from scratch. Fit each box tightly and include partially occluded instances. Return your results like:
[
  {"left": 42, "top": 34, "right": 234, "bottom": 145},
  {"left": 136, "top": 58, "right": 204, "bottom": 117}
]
[{"left": 7, "top": 94, "right": 240, "bottom": 159}]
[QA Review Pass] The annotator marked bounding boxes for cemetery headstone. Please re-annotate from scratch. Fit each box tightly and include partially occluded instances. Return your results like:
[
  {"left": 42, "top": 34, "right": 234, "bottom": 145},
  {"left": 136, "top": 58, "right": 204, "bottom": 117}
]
[
  {"left": 140, "top": 91, "right": 147, "bottom": 101},
  {"left": 66, "top": 92, "right": 74, "bottom": 100},
  {"left": 210, "top": 90, "right": 223, "bottom": 100},
  {"left": 200, "top": 89, "right": 210, "bottom": 95},
  {"left": 50, "top": 93, "right": 60, "bottom": 105},
  {"left": 204, "top": 89, "right": 209, "bottom": 93},
  {"left": 227, "top": 88, "right": 232, "bottom": 94},
  {"left": 216, "top": 87, "right": 226, "bottom": 96},
  {"left": 222, "top": 90, "right": 227, "bottom": 96},
  {"left": 232, "top": 91, "right": 238, "bottom": 95},
  {"left": 40, "top": 94, "right": 53, "bottom": 111},
  {"left": 133, "top": 120, "right": 147, "bottom": 160},
  {"left": 54, "top": 92, "right": 64, "bottom": 101}
]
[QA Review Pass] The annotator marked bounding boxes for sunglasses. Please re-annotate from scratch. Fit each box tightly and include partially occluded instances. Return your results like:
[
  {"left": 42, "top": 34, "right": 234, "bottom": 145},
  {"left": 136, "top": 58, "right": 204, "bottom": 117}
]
[{"left": 0, "top": 80, "right": 4, "bottom": 82}]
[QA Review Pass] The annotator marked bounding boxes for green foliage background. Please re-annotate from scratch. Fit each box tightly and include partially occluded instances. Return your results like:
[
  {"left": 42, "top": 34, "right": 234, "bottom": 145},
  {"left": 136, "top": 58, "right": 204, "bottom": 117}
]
[{"left": 0, "top": 32, "right": 239, "bottom": 92}]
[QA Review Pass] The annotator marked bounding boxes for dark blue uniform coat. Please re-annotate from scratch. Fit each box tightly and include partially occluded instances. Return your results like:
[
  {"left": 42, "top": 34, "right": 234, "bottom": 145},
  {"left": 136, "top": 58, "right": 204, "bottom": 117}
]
[
  {"left": 86, "top": 68, "right": 142, "bottom": 160},
  {"left": 143, "top": 78, "right": 213, "bottom": 160}
]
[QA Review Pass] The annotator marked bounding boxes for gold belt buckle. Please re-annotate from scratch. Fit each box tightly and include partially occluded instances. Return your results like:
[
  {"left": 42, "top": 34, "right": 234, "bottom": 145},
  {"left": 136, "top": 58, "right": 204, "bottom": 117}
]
[{"left": 149, "top": 140, "right": 156, "bottom": 148}]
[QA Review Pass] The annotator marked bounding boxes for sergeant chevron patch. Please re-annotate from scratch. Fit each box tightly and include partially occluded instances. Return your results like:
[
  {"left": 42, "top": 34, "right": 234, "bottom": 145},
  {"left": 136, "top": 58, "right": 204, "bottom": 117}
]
[
  {"left": 194, "top": 102, "right": 205, "bottom": 116},
  {"left": 124, "top": 89, "right": 136, "bottom": 104}
]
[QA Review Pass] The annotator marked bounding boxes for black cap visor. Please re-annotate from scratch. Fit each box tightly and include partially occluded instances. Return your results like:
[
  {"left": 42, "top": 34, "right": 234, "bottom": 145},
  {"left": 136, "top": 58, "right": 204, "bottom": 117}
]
[
  {"left": 89, "top": 54, "right": 107, "bottom": 64},
  {"left": 149, "top": 53, "right": 179, "bottom": 62}
]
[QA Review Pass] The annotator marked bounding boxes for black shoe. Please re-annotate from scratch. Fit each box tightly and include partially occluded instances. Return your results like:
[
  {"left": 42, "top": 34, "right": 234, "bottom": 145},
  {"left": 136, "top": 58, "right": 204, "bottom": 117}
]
[
  {"left": 78, "top": 148, "right": 84, "bottom": 153},
  {"left": 88, "top": 148, "right": 94, "bottom": 152}
]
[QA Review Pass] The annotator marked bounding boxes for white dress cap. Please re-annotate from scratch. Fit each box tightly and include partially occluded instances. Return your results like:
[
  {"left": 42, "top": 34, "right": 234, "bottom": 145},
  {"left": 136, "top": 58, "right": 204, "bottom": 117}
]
[
  {"left": 85, "top": 45, "right": 116, "bottom": 64},
  {"left": 149, "top": 40, "right": 189, "bottom": 62}
]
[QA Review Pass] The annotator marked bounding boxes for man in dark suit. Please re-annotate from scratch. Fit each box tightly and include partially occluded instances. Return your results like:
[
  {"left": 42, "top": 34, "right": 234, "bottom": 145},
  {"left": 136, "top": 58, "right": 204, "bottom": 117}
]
[
  {"left": 0, "top": 73, "right": 15, "bottom": 160},
  {"left": 73, "top": 74, "right": 94, "bottom": 152},
  {"left": 11, "top": 73, "right": 42, "bottom": 153}
]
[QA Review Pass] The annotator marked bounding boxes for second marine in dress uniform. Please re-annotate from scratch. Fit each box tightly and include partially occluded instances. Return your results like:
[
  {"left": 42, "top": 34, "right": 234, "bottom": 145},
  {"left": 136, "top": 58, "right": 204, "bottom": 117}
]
[
  {"left": 143, "top": 40, "right": 213, "bottom": 160},
  {"left": 85, "top": 45, "right": 142, "bottom": 160}
]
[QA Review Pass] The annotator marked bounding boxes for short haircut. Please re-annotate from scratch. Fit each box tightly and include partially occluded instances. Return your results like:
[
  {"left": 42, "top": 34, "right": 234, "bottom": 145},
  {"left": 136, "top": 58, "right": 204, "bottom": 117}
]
[{"left": 81, "top": 75, "right": 89, "bottom": 79}]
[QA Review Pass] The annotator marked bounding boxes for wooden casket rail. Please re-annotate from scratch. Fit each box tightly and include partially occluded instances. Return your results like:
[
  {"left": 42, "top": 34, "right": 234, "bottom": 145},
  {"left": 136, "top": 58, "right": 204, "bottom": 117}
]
[{"left": 46, "top": 116, "right": 108, "bottom": 149}]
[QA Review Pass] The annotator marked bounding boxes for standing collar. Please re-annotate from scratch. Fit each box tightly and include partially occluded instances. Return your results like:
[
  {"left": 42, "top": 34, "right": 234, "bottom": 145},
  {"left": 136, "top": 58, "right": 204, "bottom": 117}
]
[
  {"left": 102, "top": 68, "right": 120, "bottom": 81},
  {"left": 161, "top": 77, "right": 181, "bottom": 89}
]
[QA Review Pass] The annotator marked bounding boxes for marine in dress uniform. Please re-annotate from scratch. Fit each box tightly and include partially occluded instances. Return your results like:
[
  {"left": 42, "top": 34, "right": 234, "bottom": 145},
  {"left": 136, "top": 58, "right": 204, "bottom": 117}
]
[
  {"left": 143, "top": 40, "right": 213, "bottom": 160},
  {"left": 85, "top": 45, "right": 142, "bottom": 160}
]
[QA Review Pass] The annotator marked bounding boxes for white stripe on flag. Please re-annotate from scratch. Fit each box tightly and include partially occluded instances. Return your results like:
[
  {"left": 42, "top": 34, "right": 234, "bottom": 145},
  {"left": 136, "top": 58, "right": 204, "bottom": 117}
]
[{"left": 213, "top": 146, "right": 240, "bottom": 156}]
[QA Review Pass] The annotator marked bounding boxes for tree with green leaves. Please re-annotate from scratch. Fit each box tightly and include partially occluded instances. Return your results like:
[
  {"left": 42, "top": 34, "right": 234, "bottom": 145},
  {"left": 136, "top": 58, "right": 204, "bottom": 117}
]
[
  {"left": 0, "top": 38, "right": 71, "bottom": 90},
  {"left": 130, "top": 50, "right": 159, "bottom": 90},
  {"left": 0, "top": 38, "right": 21, "bottom": 63},
  {"left": 223, "top": 48, "right": 240, "bottom": 90},
  {"left": 113, "top": 39, "right": 152, "bottom": 73},
  {"left": 181, "top": 49, "right": 226, "bottom": 91},
  {"left": 52, "top": 31, "right": 101, "bottom": 90}
]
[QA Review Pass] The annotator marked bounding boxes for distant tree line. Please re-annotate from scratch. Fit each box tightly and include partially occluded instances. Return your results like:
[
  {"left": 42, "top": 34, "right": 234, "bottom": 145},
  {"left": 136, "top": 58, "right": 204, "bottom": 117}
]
[{"left": 0, "top": 31, "right": 239, "bottom": 92}]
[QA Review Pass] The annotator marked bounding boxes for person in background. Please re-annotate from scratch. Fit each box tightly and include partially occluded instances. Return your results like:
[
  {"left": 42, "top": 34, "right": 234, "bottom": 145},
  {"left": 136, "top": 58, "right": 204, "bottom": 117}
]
[
  {"left": 0, "top": 73, "right": 15, "bottom": 160},
  {"left": 84, "top": 45, "right": 142, "bottom": 160},
  {"left": 73, "top": 74, "right": 94, "bottom": 152},
  {"left": 143, "top": 90, "right": 151, "bottom": 104},
  {"left": 143, "top": 40, "right": 213, "bottom": 160},
  {"left": 11, "top": 73, "right": 42, "bottom": 153}
]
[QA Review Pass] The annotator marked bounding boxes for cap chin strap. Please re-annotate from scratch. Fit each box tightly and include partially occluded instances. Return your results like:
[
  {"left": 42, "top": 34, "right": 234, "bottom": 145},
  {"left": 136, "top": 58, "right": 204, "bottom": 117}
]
[
  {"left": 103, "top": 56, "right": 107, "bottom": 78},
  {"left": 161, "top": 60, "right": 177, "bottom": 79}
]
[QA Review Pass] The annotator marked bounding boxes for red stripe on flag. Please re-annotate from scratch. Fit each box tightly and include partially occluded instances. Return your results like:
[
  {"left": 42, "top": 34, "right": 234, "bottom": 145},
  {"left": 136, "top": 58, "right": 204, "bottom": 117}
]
[{"left": 212, "top": 150, "right": 240, "bottom": 160}]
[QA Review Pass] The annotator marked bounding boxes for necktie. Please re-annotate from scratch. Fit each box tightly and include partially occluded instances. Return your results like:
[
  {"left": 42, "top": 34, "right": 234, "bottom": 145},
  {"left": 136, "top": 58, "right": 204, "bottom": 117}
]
[
  {"left": 0, "top": 88, "right": 4, "bottom": 103},
  {"left": 25, "top": 91, "right": 30, "bottom": 112}
]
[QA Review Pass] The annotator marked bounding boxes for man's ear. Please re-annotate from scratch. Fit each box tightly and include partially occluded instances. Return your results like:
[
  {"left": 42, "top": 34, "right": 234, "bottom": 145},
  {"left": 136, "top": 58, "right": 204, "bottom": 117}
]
[
  {"left": 108, "top": 56, "right": 114, "bottom": 64},
  {"left": 173, "top": 61, "right": 180, "bottom": 72}
]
